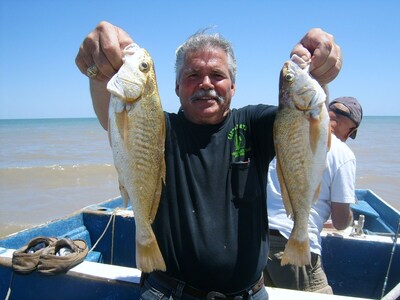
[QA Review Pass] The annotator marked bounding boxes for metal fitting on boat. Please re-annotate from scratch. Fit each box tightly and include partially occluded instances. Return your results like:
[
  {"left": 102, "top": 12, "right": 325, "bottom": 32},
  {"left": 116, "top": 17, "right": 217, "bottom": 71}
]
[{"left": 352, "top": 214, "right": 365, "bottom": 236}]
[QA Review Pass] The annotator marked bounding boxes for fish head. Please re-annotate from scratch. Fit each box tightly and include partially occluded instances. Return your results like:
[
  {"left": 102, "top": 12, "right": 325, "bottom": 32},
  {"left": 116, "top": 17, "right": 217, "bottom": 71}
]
[
  {"left": 279, "top": 55, "right": 326, "bottom": 116},
  {"left": 107, "top": 44, "right": 156, "bottom": 104}
]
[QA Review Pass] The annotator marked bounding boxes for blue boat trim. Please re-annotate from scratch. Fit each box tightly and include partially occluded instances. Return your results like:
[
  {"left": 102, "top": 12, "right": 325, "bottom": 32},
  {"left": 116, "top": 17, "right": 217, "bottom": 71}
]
[{"left": 0, "top": 189, "right": 399, "bottom": 299}]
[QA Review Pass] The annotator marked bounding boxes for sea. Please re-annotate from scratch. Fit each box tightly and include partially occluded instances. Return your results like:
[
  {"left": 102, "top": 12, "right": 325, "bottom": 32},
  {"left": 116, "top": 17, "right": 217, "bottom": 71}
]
[{"left": 0, "top": 117, "right": 399, "bottom": 238}]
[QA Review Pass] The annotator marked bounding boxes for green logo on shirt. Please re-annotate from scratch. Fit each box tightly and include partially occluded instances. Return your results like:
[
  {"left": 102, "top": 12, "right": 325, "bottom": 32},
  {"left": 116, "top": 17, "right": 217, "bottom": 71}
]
[{"left": 228, "top": 124, "right": 251, "bottom": 158}]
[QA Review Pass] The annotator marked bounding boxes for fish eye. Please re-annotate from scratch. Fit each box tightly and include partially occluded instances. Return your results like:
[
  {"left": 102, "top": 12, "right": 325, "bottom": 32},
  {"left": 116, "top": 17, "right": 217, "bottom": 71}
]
[
  {"left": 139, "top": 61, "right": 150, "bottom": 72},
  {"left": 285, "top": 73, "right": 295, "bottom": 82}
]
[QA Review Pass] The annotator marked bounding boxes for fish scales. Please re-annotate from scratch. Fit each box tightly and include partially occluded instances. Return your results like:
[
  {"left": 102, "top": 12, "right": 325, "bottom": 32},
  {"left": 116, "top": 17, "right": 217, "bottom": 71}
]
[
  {"left": 107, "top": 43, "right": 166, "bottom": 273},
  {"left": 273, "top": 54, "right": 330, "bottom": 267}
]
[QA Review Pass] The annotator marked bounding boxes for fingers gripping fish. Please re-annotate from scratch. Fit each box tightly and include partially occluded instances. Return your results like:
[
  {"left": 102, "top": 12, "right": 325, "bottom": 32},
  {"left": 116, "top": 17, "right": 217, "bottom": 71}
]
[
  {"left": 107, "top": 43, "right": 166, "bottom": 273},
  {"left": 273, "top": 54, "right": 330, "bottom": 267}
]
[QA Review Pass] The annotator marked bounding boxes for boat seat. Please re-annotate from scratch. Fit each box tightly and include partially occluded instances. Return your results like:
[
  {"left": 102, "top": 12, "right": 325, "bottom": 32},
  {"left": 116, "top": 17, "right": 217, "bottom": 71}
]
[
  {"left": 351, "top": 200, "right": 394, "bottom": 233},
  {"left": 351, "top": 200, "right": 380, "bottom": 219}
]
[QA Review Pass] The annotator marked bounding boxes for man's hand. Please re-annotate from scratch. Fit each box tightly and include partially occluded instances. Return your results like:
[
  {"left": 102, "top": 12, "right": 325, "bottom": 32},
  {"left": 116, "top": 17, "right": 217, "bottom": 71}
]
[
  {"left": 75, "top": 21, "right": 134, "bottom": 81},
  {"left": 291, "top": 28, "right": 342, "bottom": 86},
  {"left": 75, "top": 21, "right": 134, "bottom": 129}
]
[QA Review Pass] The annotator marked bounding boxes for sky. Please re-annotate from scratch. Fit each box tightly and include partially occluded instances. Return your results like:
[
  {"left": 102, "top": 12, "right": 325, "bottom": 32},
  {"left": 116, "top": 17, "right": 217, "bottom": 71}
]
[{"left": 1, "top": 0, "right": 399, "bottom": 119}]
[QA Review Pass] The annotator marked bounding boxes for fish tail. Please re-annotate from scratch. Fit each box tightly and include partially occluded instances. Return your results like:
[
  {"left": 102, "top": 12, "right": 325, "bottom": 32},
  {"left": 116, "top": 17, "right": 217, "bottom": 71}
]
[
  {"left": 281, "top": 235, "right": 311, "bottom": 267},
  {"left": 136, "top": 230, "right": 166, "bottom": 273}
]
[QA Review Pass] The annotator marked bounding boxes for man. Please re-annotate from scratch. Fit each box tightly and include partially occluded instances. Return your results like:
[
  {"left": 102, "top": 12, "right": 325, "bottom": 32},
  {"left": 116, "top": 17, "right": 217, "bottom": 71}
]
[
  {"left": 75, "top": 21, "right": 342, "bottom": 299},
  {"left": 264, "top": 97, "right": 363, "bottom": 293},
  {"left": 329, "top": 97, "right": 363, "bottom": 142}
]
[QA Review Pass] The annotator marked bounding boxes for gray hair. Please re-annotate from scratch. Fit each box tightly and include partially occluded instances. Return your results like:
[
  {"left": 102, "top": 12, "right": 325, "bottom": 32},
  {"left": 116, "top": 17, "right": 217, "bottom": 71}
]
[{"left": 175, "top": 30, "right": 237, "bottom": 83}]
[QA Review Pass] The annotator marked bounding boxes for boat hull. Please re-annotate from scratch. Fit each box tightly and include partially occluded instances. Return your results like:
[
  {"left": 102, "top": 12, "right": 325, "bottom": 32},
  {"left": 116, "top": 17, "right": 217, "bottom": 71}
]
[{"left": 0, "top": 190, "right": 399, "bottom": 299}]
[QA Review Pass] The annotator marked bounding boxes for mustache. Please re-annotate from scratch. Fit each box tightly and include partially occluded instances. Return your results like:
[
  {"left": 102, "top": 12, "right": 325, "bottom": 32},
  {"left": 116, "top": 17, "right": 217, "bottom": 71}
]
[{"left": 189, "top": 89, "right": 224, "bottom": 103}]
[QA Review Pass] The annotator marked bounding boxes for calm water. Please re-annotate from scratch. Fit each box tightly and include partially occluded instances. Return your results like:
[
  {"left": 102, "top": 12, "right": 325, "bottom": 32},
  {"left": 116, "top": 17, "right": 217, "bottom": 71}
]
[{"left": 0, "top": 117, "right": 399, "bottom": 237}]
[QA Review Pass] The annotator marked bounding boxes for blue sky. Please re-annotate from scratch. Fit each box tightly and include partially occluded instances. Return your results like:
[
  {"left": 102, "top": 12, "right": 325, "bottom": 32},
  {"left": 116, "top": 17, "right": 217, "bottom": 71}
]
[{"left": 1, "top": 0, "right": 399, "bottom": 119}]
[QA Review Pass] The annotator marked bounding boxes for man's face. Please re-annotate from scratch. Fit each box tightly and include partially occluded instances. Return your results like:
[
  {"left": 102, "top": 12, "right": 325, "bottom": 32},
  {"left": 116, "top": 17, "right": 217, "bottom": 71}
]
[
  {"left": 329, "top": 109, "right": 357, "bottom": 142},
  {"left": 175, "top": 48, "right": 236, "bottom": 125}
]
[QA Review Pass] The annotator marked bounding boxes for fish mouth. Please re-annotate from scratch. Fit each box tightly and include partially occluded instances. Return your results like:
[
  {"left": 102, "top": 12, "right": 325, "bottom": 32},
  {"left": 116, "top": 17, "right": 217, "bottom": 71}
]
[
  {"left": 294, "top": 104, "right": 312, "bottom": 111},
  {"left": 294, "top": 90, "right": 315, "bottom": 111},
  {"left": 293, "top": 89, "right": 318, "bottom": 111},
  {"left": 117, "top": 79, "right": 142, "bottom": 103}
]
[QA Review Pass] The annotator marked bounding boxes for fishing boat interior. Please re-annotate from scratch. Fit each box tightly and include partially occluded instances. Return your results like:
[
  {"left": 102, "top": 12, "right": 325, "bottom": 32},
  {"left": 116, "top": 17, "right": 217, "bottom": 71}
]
[{"left": 0, "top": 189, "right": 399, "bottom": 299}]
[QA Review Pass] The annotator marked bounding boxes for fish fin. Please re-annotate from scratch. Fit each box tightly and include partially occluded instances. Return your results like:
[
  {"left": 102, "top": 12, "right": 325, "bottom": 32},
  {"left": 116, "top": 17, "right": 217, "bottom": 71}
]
[
  {"left": 281, "top": 237, "right": 311, "bottom": 267},
  {"left": 107, "top": 118, "right": 112, "bottom": 147},
  {"left": 136, "top": 230, "right": 166, "bottom": 273},
  {"left": 160, "top": 113, "right": 167, "bottom": 184},
  {"left": 309, "top": 116, "right": 321, "bottom": 154},
  {"left": 148, "top": 155, "right": 166, "bottom": 222},
  {"left": 114, "top": 109, "right": 127, "bottom": 143},
  {"left": 327, "top": 128, "right": 332, "bottom": 151},
  {"left": 149, "top": 116, "right": 166, "bottom": 223},
  {"left": 313, "top": 183, "right": 321, "bottom": 204},
  {"left": 149, "top": 170, "right": 163, "bottom": 223},
  {"left": 276, "top": 156, "right": 293, "bottom": 218},
  {"left": 160, "top": 112, "right": 167, "bottom": 184},
  {"left": 123, "top": 110, "right": 129, "bottom": 145},
  {"left": 119, "top": 184, "right": 130, "bottom": 208}
]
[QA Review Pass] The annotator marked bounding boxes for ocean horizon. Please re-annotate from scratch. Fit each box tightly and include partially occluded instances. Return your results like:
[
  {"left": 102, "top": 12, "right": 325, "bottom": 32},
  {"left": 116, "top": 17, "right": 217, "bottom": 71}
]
[{"left": 0, "top": 116, "right": 399, "bottom": 238}]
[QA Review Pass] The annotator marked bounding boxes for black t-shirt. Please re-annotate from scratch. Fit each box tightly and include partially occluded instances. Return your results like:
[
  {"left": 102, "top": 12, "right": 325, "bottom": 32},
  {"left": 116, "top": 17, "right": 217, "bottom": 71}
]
[{"left": 152, "top": 104, "right": 277, "bottom": 293}]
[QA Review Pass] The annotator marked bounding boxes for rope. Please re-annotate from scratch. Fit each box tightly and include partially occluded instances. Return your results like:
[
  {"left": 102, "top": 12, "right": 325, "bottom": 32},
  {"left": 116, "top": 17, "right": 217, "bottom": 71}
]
[
  {"left": 88, "top": 208, "right": 121, "bottom": 265},
  {"left": 381, "top": 217, "right": 400, "bottom": 299},
  {"left": 4, "top": 271, "right": 14, "bottom": 300},
  {"left": 111, "top": 210, "right": 117, "bottom": 265}
]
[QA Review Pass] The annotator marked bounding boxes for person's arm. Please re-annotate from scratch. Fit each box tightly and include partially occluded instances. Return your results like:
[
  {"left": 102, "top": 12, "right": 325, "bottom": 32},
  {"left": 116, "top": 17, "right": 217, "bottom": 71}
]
[
  {"left": 329, "top": 148, "right": 357, "bottom": 230},
  {"left": 89, "top": 79, "right": 110, "bottom": 130},
  {"left": 331, "top": 202, "right": 353, "bottom": 230},
  {"left": 75, "top": 21, "right": 134, "bottom": 130}
]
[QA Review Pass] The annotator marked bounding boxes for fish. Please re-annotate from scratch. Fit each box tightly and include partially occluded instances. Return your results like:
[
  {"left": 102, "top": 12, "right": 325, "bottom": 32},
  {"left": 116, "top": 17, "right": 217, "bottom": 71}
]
[
  {"left": 107, "top": 43, "right": 166, "bottom": 273},
  {"left": 273, "top": 54, "right": 330, "bottom": 266}
]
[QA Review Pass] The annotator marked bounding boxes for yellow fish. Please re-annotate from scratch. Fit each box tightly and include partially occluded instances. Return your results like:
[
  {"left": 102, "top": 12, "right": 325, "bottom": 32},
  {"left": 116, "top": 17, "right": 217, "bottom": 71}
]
[
  {"left": 273, "top": 54, "right": 330, "bottom": 266},
  {"left": 107, "top": 43, "right": 166, "bottom": 273}
]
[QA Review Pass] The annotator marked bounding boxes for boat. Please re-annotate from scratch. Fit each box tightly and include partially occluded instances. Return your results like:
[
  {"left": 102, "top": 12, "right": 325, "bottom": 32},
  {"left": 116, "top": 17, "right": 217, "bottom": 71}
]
[{"left": 0, "top": 189, "right": 399, "bottom": 299}]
